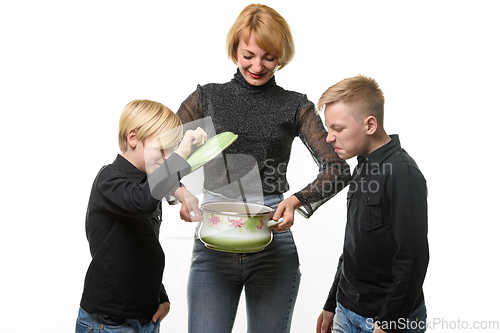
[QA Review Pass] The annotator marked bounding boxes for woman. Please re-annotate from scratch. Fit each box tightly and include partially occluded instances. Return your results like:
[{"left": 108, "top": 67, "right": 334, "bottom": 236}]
[{"left": 177, "top": 4, "right": 350, "bottom": 333}]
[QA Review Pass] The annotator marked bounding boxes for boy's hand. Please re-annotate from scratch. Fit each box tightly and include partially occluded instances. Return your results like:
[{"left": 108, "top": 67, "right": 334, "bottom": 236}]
[
  {"left": 152, "top": 302, "right": 170, "bottom": 323},
  {"left": 175, "top": 127, "right": 207, "bottom": 159},
  {"left": 316, "top": 310, "right": 334, "bottom": 333},
  {"left": 175, "top": 187, "right": 203, "bottom": 222},
  {"left": 271, "top": 195, "right": 302, "bottom": 232}
]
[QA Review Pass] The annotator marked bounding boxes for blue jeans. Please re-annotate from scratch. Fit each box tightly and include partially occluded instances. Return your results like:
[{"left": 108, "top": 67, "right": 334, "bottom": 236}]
[
  {"left": 75, "top": 307, "right": 160, "bottom": 333},
  {"left": 187, "top": 192, "right": 301, "bottom": 333},
  {"left": 333, "top": 301, "right": 427, "bottom": 333}
]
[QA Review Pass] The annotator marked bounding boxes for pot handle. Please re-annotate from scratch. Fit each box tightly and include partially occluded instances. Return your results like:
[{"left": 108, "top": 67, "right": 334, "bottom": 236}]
[{"left": 267, "top": 217, "right": 284, "bottom": 227}]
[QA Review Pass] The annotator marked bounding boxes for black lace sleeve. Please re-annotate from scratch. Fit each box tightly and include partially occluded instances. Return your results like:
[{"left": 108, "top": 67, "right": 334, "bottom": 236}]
[
  {"left": 177, "top": 86, "right": 204, "bottom": 125},
  {"left": 293, "top": 98, "right": 351, "bottom": 218}
]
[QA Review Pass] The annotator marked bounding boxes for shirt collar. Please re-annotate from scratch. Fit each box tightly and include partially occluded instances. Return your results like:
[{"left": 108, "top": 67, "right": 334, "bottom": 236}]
[
  {"left": 233, "top": 68, "right": 277, "bottom": 91},
  {"left": 113, "top": 154, "right": 147, "bottom": 184},
  {"left": 357, "top": 134, "right": 401, "bottom": 167}
]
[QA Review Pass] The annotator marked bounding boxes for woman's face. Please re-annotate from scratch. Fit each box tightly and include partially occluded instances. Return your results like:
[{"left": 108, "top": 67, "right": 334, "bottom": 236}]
[{"left": 237, "top": 34, "right": 279, "bottom": 86}]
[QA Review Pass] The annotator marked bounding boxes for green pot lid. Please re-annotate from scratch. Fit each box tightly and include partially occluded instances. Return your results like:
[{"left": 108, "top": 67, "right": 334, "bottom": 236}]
[{"left": 186, "top": 132, "right": 238, "bottom": 172}]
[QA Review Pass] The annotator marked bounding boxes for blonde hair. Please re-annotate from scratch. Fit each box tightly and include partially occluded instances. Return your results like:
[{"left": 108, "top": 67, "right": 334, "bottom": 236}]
[
  {"left": 226, "top": 4, "right": 295, "bottom": 70},
  {"left": 317, "top": 75, "right": 385, "bottom": 124},
  {"left": 118, "top": 99, "right": 183, "bottom": 153}
]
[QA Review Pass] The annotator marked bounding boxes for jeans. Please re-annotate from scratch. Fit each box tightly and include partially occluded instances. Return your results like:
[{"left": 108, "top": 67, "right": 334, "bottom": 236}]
[
  {"left": 75, "top": 307, "right": 160, "bottom": 333},
  {"left": 187, "top": 192, "right": 301, "bottom": 333},
  {"left": 333, "top": 301, "right": 427, "bottom": 333}
]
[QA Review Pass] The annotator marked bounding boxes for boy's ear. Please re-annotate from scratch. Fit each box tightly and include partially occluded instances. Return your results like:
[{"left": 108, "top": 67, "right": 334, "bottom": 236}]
[
  {"left": 365, "top": 116, "right": 378, "bottom": 135},
  {"left": 127, "top": 129, "right": 138, "bottom": 149}
]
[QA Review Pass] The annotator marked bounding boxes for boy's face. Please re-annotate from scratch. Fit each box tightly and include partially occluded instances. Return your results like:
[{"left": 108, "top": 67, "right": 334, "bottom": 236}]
[
  {"left": 324, "top": 101, "right": 370, "bottom": 160},
  {"left": 143, "top": 137, "right": 174, "bottom": 175}
]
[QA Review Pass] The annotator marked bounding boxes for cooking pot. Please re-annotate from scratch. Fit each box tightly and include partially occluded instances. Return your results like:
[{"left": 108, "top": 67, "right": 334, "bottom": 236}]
[{"left": 199, "top": 201, "right": 283, "bottom": 253}]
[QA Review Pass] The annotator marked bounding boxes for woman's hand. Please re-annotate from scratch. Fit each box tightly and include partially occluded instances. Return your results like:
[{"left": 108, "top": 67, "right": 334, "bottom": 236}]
[
  {"left": 152, "top": 302, "right": 170, "bottom": 323},
  {"left": 174, "top": 187, "right": 203, "bottom": 222},
  {"left": 316, "top": 310, "right": 334, "bottom": 333},
  {"left": 174, "top": 127, "right": 207, "bottom": 159},
  {"left": 271, "top": 195, "right": 302, "bottom": 232}
]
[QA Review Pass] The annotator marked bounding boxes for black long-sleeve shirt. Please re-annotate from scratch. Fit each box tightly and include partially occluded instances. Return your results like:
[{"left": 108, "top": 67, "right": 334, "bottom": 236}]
[
  {"left": 80, "top": 153, "right": 190, "bottom": 319},
  {"left": 324, "top": 135, "right": 429, "bottom": 333},
  {"left": 177, "top": 69, "right": 351, "bottom": 217}
]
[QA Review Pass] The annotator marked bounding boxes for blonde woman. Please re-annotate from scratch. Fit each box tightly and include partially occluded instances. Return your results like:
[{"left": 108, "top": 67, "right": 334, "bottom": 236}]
[{"left": 177, "top": 4, "right": 351, "bottom": 333}]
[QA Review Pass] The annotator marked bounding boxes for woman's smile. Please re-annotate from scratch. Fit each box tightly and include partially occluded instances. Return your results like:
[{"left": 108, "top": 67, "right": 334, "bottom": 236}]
[{"left": 249, "top": 71, "right": 265, "bottom": 79}]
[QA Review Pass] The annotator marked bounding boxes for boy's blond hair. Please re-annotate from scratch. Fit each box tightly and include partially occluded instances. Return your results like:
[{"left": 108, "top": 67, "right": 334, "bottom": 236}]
[
  {"left": 318, "top": 75, "right": 385, "bottom": 125},
  {"left": 118, "top": 99, "right": 183, "bottom": 153},
  {"left": 226, "top": 4, "right": 295, "bottom": 71}
]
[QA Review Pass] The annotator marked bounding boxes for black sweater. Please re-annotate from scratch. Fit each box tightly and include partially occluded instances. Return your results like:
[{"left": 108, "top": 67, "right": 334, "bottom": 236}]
[{"left": 177, "top": 69, "right": 351, "bottom": 217}]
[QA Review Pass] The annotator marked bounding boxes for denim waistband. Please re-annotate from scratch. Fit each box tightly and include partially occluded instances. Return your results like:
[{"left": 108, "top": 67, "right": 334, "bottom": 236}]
[{"left": 202, "top": 188, "right": 283, "bottom": 208}]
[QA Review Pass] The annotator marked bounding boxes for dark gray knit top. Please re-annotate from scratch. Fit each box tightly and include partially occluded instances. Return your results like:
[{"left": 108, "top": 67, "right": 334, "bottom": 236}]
[{"left": 177, "top": 69, "right": 350, "bottom": 218}]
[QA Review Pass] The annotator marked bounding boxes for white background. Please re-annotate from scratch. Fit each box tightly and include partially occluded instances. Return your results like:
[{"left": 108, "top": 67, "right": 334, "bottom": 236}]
[{"left": 2, "top": 0, "right": 499, "bottom": 332}]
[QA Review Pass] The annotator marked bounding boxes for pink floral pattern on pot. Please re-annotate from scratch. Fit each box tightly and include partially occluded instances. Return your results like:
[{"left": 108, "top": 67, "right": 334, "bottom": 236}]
[
  {"left": 208, "top": 213, "right": 222, "bottom": 231},
  {"left": 228, "top": 217, "right": 244, "bottom": 232},
  {"left": 207, "top": 214, "right": 265, "bottom": 234}
]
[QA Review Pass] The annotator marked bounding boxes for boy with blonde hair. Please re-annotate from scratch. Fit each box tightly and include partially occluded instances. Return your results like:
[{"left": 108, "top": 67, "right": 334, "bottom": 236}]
[
  {"left": 316, "top": 76, "right": 429, "bottom": 333},
  {"left": 76, "top": 100, "right": 206, "bottom": 333}
]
